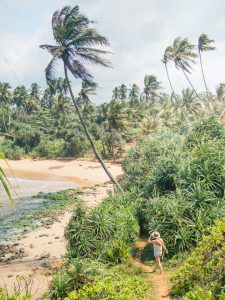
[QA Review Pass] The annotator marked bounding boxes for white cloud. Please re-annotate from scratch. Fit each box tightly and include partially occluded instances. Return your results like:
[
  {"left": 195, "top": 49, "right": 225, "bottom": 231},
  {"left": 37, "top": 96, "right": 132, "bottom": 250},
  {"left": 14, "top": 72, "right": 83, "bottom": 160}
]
[{"left": 0, "top": 0, "right": 225, "bottom": 103}]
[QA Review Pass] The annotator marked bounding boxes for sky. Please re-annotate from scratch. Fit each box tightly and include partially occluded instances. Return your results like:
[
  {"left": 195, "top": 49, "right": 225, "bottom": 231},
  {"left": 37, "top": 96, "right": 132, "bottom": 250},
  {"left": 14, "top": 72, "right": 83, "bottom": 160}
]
[{"left": 0, "top": 0, "right": 225, "bottom": 104}]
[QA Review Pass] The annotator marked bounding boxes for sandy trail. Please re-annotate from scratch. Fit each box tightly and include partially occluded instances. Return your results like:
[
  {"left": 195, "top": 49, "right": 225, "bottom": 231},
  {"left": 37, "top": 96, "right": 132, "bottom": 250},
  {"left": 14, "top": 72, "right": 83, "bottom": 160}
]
[
  {"left": 0, "top": 158, "right": 122, "bottom": 299},
  {"left": 135, "top": 240, "right": 171, "bottom": 300}
]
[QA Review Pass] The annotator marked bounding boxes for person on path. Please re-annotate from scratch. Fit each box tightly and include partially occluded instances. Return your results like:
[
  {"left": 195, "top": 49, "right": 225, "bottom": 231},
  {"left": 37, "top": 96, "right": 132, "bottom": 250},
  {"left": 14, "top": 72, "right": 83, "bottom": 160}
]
[{"left": 148, "top": 231, "right": 168, "bottom": 274}]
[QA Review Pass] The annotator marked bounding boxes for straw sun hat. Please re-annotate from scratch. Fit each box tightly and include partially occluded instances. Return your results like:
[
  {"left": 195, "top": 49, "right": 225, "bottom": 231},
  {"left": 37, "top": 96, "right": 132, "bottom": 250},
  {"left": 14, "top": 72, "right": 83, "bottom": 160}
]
[{"left": 150, "top": 231, "right": 161, "bottom": 239}]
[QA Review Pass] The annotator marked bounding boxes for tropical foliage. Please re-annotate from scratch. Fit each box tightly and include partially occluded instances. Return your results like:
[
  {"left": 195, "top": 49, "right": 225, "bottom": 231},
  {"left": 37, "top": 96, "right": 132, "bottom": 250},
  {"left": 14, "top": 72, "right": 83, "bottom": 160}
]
[{"left": 172, "top": 220, "right": 225, "bottom": 299}]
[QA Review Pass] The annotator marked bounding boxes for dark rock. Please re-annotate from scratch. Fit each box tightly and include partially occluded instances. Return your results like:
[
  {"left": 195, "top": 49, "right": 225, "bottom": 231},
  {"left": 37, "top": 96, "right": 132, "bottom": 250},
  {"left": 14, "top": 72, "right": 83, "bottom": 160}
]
[
  {"left": 38, "top": 259, "right": 52, "bottom": 269},
  {"left": 55, "top": 236, "right": 60, "bottom": 240}
]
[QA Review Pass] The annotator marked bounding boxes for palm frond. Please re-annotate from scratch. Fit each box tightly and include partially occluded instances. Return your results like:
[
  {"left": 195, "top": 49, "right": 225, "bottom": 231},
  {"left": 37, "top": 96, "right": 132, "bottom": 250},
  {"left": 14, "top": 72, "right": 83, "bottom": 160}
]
[
  {"left": 198, "top": 34, "right": 216, "bottom": 52},
  {"left": 0, "top": 166, "right": 14, "bottom": 206},
  {"left": 45, "top": 56, "right": 58, "bottom": 87}
]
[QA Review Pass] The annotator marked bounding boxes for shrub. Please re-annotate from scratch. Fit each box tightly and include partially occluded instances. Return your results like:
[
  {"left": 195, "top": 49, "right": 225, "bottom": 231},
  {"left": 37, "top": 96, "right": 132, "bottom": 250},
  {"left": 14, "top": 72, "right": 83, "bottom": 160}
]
[
  {"left": 64, "top": 273, "right": 148, "bottom": 300},
  {"left": 0, "top": 139, "right": 24, "bottom": 159},
  {"left": 182, "top": 290, "right": 225, "bottom": 300},
  {"left": 50, "top": 270, "right": 71, "bottom": 299},
  {"left": 122, "top": 130, "right": 184, "bottom": 191},
  {"left": 171, "top": 219, "right": 225, "bottom": 299},
  {"left": 65, "top": 191, "right": 140, "bottom": 263},
  {"left": 122, "top": 116, "right": 225, "bottom": 254},
  {"left": 33, "top": 138, "right": 66, "bottom": 158}
]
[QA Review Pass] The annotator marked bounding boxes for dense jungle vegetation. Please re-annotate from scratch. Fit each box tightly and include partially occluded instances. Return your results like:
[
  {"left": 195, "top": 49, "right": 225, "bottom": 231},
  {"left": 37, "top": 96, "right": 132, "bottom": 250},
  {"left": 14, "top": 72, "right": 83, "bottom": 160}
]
[{"left": 1, "top": 4, "right": 225, "bottom": 300}]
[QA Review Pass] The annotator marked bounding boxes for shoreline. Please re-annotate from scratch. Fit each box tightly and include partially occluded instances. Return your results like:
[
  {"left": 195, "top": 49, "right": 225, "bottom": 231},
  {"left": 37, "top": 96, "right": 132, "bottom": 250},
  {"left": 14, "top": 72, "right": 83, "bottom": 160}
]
[
  {"left": 1, "top": 158, "right": 122, "bottom": 187},
  {"left": 0, "top": 158, "right": 123, "bottom": 299}
]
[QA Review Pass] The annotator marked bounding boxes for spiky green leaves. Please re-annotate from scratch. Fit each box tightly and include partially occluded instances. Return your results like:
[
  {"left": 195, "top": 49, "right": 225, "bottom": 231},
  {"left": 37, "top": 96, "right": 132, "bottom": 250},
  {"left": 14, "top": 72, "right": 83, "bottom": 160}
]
[{"left": 40, "top": 5, "right": 111, "bottom": 88}]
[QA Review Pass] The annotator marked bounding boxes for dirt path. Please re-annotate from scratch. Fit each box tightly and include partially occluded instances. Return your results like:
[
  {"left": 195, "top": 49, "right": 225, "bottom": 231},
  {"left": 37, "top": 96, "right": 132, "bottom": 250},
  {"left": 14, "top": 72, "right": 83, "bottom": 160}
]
[{"left": 135, "top": 240, "right": 171, "bottom": 300}]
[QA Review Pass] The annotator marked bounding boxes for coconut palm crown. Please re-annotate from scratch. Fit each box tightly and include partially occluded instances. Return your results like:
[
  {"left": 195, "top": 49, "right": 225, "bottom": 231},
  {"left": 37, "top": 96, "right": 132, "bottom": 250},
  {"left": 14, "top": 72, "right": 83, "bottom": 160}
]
[
  {"left": 40, "top": 5, "right": 111, "bottom": 87},
  {"left": 172, "top": 37, "right": 197, "bottom": 73}
]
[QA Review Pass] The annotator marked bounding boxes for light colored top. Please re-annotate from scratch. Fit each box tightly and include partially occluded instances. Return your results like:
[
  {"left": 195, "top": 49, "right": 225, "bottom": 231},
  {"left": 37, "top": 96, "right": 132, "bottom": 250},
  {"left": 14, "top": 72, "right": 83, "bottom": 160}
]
[{"left": 153, "top": 244, "right": 162, "bottom": 256}]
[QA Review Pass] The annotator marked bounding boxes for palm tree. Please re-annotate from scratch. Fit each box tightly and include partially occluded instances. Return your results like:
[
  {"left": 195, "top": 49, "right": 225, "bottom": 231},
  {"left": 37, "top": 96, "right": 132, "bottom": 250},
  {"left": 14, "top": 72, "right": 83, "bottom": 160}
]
[
  {"left": 129, "top": 84, "right": 140, "bottom": 99},
  {"left": 112, "top": 87, "right": 120, "bottom": 99},
  {"left": 181, "top": 88, "right": 201, "bottom": 116},
  {"left": 198, "top": 34, "right": 215, "bottom": 102},
  {"left": 216, "top": 83, "right": 225, "bottom": 102},
  {"left": 77, "top": 80, "right": 97, "bottom": 107},
  {"left": 0, "top": 83, "right": 12, "bottom": 132},
  {"left": 162, "top": 46, "right": 176, "bottom": 96},
  {"left": 143, "top": 74, "right": 161, "bottom": 103},
  {"left": 0, "top": 82, "right": 11, "bottom": 107},
  {"left": 40, "top": 5, "right": 122, "bottom": 190},
  {"left": 170, "top": 37, "right": 211, "bottom": 111},
  {"left": 119, "top": 84, "right": 127, "bottom": 100}
]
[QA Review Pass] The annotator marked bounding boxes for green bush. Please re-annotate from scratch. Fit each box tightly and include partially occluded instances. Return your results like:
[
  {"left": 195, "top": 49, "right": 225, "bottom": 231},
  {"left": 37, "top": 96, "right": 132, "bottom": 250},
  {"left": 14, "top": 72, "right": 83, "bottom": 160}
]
[
  {"left": 171, "top": 219, "right": 225, "bottom": 299},
  {"left": 65, "top": 191, "right": 140, "bottom": 263},
  {"left": 50, "top": 270, "right": 71, "bottom": 299},
  {"left": 33, "top": 138, "right": 65, "bottom": 158},
  {"left": 0, "top": 139, "right": 24, "bottom": 159},
  {"left": 122, "top": 116, "right": 225, "bottom": 254},
  {"left": 64, "top": 273, "right": 148, "bottom": 300},
  {"left": 122, "top": 130, "right": 184, "bottom": 191},
  {"left": 182, "top": 290, "right": 225, "bottom": 300}
]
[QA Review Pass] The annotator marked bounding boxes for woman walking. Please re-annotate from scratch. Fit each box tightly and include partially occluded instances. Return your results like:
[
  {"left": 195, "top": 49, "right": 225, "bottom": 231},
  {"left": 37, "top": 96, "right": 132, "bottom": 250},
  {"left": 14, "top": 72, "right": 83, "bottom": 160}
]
[{"left": 149, "top": 231, "right": 168, "bottom": 274}]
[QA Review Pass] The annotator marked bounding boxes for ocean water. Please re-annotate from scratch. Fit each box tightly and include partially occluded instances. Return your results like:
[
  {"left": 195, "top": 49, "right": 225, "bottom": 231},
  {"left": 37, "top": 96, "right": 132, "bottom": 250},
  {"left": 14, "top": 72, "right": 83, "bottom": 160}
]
[{"left": 0, "top": 177, "right": 77, "bottom": 242}]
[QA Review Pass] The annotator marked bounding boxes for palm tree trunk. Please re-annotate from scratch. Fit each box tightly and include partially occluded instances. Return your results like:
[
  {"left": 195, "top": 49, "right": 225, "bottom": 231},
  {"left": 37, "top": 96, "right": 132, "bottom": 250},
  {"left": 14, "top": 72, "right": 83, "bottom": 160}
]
[
  {"left": 199, "top": 50, "right": 210, "bottom": 103},
  {"left": 181, "top": 68, "right": 212, "bottom": 112},
  {"left": 164, "top": 62, "right": 176, "bottom": 96},
  {"left": 64, "top": 63, "right": 123, "bottom": 192}
]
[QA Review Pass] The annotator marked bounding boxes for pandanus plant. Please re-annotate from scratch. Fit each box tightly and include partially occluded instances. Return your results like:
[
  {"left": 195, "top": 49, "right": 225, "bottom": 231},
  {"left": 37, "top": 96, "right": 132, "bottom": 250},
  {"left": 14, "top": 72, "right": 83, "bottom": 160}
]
[{"left": 40, "top": 5, "right": 122, "bottom": 191}]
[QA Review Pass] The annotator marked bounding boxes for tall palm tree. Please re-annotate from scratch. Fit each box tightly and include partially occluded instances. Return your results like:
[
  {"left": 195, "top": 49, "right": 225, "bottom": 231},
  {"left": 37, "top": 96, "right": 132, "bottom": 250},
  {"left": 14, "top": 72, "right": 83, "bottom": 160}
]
[
  {"left": 198, "top": 34, "right": 215, "bottom": 102},
  {"left": 40, "top": 5, "right": 122, "bottom": 190},
  {"left": 170, "top": 37, "right": 211, "bottom": 111},
  {"left": 162, "top": 46, "right": 176, "bottom": 96}
]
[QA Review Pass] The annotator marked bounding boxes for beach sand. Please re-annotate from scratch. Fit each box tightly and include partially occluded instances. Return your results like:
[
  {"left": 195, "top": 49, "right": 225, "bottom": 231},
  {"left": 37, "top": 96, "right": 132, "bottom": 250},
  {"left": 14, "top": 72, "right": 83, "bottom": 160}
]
[
  {"left": 0, "top": 158, "right": 123, "bottom": 299},
  {"left": 1, "top": 158, "right": 122, "bottom": 188}
]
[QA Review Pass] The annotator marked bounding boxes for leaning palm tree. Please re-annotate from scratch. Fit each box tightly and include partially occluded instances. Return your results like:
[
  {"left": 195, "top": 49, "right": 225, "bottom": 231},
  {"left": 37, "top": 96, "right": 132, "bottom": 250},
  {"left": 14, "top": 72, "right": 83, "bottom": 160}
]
[
  {"left": 162, "top": 46, "right": 176, "bottom": 96},
  {"left": 170, "top": 37, "right": 211, "bottom": 111},
  {"left": 198, "top": 34, "right": 215, "bottom": 102},
  {"left": 40, "top": 5, "right": 122, "bottom": 191}
]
